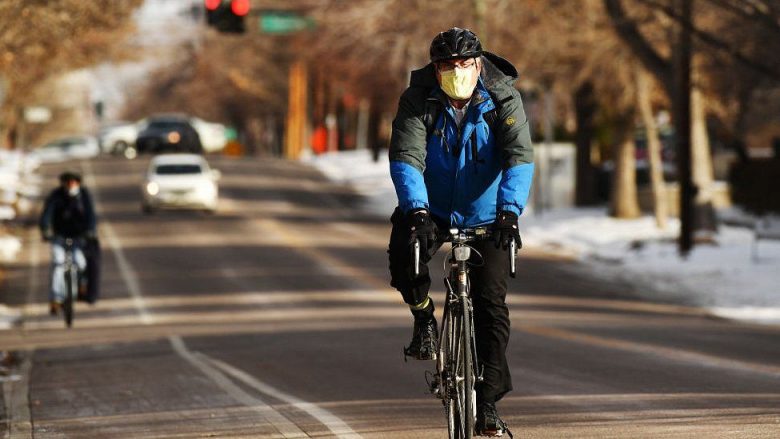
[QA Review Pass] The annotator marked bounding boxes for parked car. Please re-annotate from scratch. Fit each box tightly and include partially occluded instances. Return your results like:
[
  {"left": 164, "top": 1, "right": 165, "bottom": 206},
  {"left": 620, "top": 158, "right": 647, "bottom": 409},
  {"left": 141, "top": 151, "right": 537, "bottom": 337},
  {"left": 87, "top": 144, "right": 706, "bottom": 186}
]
[
  {"left": 98, "top": 121, "right": 141, "bottom": 157},
  {"left": 135, "top": 115, "right": 203, "bottom": 155},
  {"left": 141, "top": 154, "right": 220, "bottom": 213},
  {"left": 29, "top": 136, "right": 100, "bottom": 163}
]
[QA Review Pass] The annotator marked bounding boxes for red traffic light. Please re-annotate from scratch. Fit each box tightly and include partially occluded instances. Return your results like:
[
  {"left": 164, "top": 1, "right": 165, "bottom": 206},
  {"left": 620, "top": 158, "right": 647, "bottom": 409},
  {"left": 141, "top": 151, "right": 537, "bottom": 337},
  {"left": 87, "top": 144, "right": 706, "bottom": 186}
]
[
  {"left": 231, "top": 0, "right": 250, "bottom": 16},
  {"left": 204, "top": 0, "right": 221, "bottom": 11}
]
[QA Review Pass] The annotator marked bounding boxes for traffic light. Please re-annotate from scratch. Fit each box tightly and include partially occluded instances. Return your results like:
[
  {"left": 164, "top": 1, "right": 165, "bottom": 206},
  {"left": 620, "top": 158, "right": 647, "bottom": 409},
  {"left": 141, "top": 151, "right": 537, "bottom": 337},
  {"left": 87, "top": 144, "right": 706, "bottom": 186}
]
[{"left": 205, "top": 0, "right": 249, "bottom": 34}]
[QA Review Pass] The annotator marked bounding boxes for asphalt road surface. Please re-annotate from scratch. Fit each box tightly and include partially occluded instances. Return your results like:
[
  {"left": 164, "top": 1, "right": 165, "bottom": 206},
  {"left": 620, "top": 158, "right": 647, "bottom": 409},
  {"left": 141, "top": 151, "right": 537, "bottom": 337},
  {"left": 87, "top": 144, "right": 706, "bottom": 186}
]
[{"left": 2, "top": 155, "right": 779, "bottom": 438}]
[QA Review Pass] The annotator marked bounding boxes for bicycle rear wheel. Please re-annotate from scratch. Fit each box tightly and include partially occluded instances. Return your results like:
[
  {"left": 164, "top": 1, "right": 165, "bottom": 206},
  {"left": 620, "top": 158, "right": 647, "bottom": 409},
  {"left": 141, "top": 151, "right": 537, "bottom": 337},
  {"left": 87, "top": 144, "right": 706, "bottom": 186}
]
[{"left": 63, "top": 266, "right": 75, "bottom": 328}]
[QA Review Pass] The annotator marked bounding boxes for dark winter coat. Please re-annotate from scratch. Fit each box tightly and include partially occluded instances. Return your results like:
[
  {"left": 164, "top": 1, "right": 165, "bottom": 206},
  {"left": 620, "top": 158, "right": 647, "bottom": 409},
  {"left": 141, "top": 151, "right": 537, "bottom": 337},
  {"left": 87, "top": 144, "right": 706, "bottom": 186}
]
[
  {"left": 389, "top": 52, "right": 534, "bottom": 227},
  {"left": 39, "top": 187, "right": 96, "bottom": 238}
]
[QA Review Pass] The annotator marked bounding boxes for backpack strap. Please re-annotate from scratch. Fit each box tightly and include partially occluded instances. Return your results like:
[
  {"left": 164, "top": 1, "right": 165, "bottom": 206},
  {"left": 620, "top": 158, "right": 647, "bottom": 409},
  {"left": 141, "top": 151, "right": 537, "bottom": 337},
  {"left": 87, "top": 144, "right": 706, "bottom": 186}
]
[{"left": 483, "top": 92, "right": 511, "bottom": 133}]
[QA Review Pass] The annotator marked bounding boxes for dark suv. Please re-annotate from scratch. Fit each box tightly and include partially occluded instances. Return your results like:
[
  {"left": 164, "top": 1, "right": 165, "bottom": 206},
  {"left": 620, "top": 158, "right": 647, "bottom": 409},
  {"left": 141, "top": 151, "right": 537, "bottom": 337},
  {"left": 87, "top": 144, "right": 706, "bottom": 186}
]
[{"left": 135, "top": 115, "right": 203, "bottom": 154}]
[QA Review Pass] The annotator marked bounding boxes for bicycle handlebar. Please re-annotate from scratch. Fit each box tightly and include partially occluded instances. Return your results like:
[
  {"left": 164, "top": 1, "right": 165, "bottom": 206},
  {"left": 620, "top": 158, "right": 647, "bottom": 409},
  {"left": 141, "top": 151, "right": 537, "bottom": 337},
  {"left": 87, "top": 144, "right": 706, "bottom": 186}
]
[{"left": 412, "top": 227, "right": 518, "bottom": 278}]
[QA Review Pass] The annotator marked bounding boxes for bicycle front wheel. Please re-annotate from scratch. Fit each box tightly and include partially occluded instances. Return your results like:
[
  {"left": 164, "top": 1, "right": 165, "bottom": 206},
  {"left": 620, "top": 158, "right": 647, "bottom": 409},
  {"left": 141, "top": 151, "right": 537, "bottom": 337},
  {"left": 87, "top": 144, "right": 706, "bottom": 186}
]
[
  {"left": 445, "top": 295, "right": 475, "bottom": 439},
  {"left": 460, "top": 295, "right": 475, "bottom": 439}
]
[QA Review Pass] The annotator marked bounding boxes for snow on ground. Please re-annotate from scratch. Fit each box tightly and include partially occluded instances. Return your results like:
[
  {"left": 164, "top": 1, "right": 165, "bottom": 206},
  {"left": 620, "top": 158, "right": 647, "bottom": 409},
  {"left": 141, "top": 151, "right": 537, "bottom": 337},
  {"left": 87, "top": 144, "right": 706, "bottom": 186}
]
[{"left": 306, "top": 149, "right": 780, "bottom": 325}]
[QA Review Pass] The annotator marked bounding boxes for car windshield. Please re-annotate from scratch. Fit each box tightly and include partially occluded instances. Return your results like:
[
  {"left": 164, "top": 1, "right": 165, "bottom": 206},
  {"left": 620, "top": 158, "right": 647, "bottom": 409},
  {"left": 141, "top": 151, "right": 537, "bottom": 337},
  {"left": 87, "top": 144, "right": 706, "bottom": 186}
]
[
  {"left": 155, "top": 164, "right": 203, "bottom": 175},
  {"left": 148, "top": 120, "right": 187, "bottom": 130}
]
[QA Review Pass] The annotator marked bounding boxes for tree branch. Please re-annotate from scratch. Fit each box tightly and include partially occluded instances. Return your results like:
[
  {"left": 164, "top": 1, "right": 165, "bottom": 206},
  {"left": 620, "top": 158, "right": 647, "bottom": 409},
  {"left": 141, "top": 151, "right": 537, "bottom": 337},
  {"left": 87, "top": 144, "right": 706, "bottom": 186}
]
[
  {"left": 603, "top": 0, "right": 674, "bottom": 93},
  {"left": 703, "top": 0, "right": 780, "bottom": 36},
  {"left": 636, "top": 0, "right": 780, "bottom": 81}
]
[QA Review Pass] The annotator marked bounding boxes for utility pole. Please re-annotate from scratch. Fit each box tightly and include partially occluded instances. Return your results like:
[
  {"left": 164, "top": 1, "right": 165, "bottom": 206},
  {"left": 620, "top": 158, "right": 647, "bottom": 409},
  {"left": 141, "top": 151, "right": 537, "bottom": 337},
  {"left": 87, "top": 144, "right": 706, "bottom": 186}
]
[{"left": 674, "top": 0, "right": 694, "bottom": 256}]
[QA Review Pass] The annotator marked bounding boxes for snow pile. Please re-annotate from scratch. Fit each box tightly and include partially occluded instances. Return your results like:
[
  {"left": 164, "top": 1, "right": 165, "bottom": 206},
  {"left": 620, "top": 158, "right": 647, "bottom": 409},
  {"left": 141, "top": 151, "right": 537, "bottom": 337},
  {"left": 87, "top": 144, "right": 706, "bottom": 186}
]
[
  {"left": 306, "top": 149, "right": 780, "bottom": 324},
  {"left": 522, "top": 209, "right": 780, "bottom": 324},
  {"left": 0, "top": 305, "right": 20, "bottom": 330},
  {"left": 1, "top": 149, "right": 39, "bottom": 265}
]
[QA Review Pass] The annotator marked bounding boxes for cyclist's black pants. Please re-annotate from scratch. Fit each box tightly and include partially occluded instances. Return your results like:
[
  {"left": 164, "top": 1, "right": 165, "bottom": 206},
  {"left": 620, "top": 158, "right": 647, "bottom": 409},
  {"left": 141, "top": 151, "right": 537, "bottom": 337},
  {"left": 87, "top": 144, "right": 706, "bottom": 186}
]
[{"left": 388, "top": 207, "right": 513, "bottom": 404}]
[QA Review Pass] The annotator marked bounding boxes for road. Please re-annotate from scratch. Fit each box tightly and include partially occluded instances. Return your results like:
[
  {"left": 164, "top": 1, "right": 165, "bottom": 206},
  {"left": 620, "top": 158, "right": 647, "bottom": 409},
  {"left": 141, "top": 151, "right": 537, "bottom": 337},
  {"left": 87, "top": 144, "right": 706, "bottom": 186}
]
[{"left": 2, "top": 155, "right": 780, "bottom": 438}]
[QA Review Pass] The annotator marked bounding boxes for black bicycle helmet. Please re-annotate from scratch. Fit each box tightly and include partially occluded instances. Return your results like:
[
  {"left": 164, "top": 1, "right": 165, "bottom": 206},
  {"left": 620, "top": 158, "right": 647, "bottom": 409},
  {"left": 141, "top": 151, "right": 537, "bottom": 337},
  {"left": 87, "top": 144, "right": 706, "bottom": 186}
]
[
  {"left": 59, "top": 171, "right": 82, "bottom": 183},
  {"left": 429, "top": 27, "right": 483, "bottom": 62}
]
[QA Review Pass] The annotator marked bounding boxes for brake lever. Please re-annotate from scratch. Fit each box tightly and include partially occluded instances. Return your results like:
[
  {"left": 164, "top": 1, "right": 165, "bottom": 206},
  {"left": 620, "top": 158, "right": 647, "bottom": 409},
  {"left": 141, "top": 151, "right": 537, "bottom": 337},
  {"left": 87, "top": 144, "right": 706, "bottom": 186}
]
[
  {"left": 413, "top": 239, "right": 420, "bottom": 277},
  {"left": 509, "top": 238, "right": 516, "bottom": 278}
]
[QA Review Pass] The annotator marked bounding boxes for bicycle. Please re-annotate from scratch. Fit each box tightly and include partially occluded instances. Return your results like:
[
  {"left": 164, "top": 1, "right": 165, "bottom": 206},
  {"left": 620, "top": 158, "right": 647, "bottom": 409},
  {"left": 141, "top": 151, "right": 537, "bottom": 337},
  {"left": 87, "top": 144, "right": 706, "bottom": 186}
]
[
  {"left": 59, "top": 237, "right": 80, "bottom": 328},
  {"left": 416, "top": 228, "right": 516, "bottom": 439}
]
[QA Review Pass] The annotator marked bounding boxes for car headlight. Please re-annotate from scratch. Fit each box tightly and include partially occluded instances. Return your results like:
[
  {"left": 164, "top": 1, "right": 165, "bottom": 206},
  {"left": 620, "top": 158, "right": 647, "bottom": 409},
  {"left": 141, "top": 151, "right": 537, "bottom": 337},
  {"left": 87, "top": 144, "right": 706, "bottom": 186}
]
[{"left": 146, "top": 181, "right": 159, "bottom": 195}]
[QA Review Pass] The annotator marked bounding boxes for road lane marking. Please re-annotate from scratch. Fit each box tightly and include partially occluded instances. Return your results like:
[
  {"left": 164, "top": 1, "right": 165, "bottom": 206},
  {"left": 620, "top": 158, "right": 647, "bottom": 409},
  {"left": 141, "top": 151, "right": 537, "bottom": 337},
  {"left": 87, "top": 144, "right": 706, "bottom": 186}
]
[
  {"left": 81, "top": 161, "right": 153, "bottom": 325},
  {"left": 168, "top": 335, "right": 308, "bottom": 438},
  {"left": 520, "top": 325, "right": 780, "bottom": 377},
  {"left": 204, "top": 355, "right": 363, "bottom": 439}
]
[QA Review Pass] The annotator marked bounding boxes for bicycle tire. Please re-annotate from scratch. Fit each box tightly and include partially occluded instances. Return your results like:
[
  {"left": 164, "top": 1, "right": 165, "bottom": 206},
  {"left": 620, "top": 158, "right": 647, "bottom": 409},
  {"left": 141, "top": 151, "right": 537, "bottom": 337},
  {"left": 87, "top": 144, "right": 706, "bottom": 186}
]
[
  {"left": 442, "top": 300, "right": 457, "bottom": 439},
  {"left": 460, "top": 295, "right": 474, "bottom": 439},
  {"left": 63, "top": 266, "right": 74, "bottom": 328}
]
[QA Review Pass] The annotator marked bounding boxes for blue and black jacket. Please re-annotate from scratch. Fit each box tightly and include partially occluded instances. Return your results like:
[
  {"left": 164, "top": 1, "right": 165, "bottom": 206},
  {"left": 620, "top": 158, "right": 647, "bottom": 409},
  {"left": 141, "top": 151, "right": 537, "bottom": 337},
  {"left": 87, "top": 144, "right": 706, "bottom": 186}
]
[{"left": 389, "top": 52, "right": 535, "bottom": 227}]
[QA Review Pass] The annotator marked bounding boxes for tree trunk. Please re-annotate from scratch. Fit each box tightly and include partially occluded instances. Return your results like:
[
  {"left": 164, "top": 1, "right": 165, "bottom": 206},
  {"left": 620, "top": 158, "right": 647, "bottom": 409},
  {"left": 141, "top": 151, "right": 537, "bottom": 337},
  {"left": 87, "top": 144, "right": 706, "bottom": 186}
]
[
  {"left": 690, "top": 83, "right": 718, "bottom": 234},
  {"left": 691, "top": 84, "right": 714, "bottom": 193},
  {"left": 574, "top": 81, "right": 599, "bottom": 205},
  {"left": 635, "top": 67, "right": 668, "bottom": 229},
  {"left": 610, "top": 121, "right": 641, "bottom": 219}
]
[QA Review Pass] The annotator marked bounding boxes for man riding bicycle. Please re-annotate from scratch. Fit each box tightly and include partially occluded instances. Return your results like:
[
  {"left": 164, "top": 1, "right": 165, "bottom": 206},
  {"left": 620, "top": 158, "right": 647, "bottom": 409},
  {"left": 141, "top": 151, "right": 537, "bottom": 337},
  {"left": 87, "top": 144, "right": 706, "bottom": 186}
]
[
  {"left": 40, "top": 172, "right": 97, "bottom": 315},
  {"left": 388, "top": 28, "right": 534, "bottom": 436}
]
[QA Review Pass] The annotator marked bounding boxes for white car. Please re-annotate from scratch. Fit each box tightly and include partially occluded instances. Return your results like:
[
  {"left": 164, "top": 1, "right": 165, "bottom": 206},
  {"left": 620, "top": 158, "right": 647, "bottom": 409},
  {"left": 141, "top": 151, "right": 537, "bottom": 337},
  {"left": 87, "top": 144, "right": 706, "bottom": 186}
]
[
  {"left": 141, "top": 154, "right": 220, "bottom": 213},
  {"left": 99, "top": 121, "right": 141, "bottom": 156},
  {"left": 30, "top": 136, "right": 100, "bottom": 163}
]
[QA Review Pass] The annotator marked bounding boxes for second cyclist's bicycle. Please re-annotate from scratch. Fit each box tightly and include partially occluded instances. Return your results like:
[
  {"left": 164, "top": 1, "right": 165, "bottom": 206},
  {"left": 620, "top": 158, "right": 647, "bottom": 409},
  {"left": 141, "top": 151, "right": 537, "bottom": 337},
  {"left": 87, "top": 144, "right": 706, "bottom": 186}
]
[{"left": 58, "top": 237, "right": 81, "bottom": 328}]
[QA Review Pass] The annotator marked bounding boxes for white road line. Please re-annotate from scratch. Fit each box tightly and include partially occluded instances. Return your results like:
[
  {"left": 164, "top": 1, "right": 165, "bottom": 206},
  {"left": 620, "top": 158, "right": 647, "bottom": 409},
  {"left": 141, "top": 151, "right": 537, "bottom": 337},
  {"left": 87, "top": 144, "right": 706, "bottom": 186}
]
[
  {"left": 81, "top": 161, "right": 153, "bottom": 324},
  {"left": 168, "top": 335, "right": 308, "bottom": 438},
  {"left": 205, "top": 355, "right": 363, "bottom": 439}
]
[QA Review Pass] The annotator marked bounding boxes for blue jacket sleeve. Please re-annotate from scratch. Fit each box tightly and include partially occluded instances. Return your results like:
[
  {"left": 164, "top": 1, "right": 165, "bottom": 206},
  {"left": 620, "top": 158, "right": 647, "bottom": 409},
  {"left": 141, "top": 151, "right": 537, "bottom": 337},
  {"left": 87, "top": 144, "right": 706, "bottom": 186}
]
[
  {"left": 497, "top": 163, "right": 534, "bottom": 216},
  {"left": 390, "top": 161, "right": 429, "bottom": 213}
]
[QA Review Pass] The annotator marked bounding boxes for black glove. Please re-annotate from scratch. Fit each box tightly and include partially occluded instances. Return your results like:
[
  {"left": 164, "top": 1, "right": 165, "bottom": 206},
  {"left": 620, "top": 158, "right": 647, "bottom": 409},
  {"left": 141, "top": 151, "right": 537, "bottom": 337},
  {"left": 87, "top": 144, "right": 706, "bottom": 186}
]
[
  {"left": 407, "top": 209, "right": 437, "bottom": 257},
  {"left": 493, "top": 210, "right": 521, "bottom": 249}
]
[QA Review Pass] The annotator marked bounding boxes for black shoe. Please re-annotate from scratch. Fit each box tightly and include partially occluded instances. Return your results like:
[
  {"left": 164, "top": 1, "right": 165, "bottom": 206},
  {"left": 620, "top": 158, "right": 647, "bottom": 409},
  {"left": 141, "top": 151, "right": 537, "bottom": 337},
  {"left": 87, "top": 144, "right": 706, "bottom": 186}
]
[
  {"left": 403, "top": 317, "right": 438, "bottom": 360},
  {"left": 475, "top": 403, "right": 513, "bottom": 438}
]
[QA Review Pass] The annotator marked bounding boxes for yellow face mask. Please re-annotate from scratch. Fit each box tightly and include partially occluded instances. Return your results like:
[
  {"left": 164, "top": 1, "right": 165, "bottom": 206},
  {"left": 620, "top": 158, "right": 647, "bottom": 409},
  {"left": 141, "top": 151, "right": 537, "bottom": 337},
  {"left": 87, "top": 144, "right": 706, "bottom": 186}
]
[{"left": 439, "top": 65, "right": 477, "bottom": 100}]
